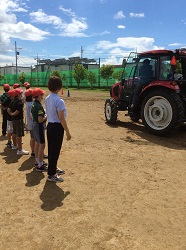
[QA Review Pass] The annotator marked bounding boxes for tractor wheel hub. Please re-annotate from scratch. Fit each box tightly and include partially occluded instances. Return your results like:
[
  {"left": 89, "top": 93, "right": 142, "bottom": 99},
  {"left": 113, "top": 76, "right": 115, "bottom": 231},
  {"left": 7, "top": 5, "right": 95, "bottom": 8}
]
[{"left": 149, "top": 103, "right": 167, "bottom": 122}]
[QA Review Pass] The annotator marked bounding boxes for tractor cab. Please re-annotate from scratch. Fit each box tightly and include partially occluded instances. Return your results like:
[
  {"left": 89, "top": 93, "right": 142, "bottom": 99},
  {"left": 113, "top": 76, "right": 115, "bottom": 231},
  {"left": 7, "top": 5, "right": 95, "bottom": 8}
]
[
  {"left": 119, "top": 50, "right": 185, "bottom": 103},
  {"left": 105, "top": 49, "right": 186, "bottom": 135}
]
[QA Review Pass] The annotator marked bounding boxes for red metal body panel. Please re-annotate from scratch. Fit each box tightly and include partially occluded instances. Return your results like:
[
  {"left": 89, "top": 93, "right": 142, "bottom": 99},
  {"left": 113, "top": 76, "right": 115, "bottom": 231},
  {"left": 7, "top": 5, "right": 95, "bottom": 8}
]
[
  {"left": 111, "top": 79, "right": 179, "bottom": 101},
  {"left": 143, "top": 80, "right": 180, "bottom": 91},
  {"left": 140, "top": 50, "right": 172, "bottom": 55}
]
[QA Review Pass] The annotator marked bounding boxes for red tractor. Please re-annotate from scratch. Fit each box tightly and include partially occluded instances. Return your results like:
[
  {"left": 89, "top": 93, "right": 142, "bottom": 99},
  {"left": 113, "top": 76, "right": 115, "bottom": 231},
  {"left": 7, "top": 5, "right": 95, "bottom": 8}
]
[{"left": 104, "top": 49, "right": 186, "bottom": 135}]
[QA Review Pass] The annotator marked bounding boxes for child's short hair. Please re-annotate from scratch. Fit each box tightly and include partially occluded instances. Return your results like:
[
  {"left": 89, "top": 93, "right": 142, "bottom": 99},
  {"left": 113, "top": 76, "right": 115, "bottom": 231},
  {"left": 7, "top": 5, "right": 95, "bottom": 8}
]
[{"left": 48, "top": 76, "right": 62, "bottom": 92}]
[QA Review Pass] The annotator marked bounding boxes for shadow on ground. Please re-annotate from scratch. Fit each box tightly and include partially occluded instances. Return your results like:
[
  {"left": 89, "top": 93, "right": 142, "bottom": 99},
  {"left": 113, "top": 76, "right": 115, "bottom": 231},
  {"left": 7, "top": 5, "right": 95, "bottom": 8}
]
[
  {"left": 25, "top": 168, "right": 45, "bottom": 187},
  {"left": 0, "top": 147, "right": 21, "bottom": 164},
  {"left": 19, "top": 157, "right": 35, "bottom": 171},
  {"left": 106, "top": 120, "right": 186, "bottom": 150},
  {"left": 40, "top": 181, "right": 70, "bottom": 211}
]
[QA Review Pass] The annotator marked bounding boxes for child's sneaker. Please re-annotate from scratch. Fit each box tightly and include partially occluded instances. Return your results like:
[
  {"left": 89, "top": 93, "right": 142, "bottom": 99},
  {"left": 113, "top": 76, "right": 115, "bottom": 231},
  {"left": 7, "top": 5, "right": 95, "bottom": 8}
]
[
  {"left": 36, "top": 165, "right": 48, "bottom": 172},
  {"left": 17, "top": 149, "right": 29, "bottom": 155},
  {"left": 12, "top": 145, "right": 18, "bottom": 150},
  {"left": 56, "top": 167, "right": 65, "bottom": 175},
  {"left": 7, "top": 142, "right": 12, "bottom": 148},
  {"left": 34, "top": 161, "right": 48, "bottom": 168},
  {"left": 47, "top": 174, "right": 64, "bottom": 182},
  {"left": 30, "top": 152, "right": 35, "bottom": 157}
]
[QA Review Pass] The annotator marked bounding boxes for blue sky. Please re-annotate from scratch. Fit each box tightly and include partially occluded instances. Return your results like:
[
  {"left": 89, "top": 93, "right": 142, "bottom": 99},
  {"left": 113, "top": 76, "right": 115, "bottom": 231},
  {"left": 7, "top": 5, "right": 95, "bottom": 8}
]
[{"left": 0, "top": 0, "right": 186, "bottom": 68}]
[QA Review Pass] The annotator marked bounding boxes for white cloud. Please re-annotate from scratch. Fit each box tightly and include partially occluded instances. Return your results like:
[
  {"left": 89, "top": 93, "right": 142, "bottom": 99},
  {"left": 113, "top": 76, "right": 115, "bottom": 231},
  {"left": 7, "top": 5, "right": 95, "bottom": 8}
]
[
  {"left": 168, "top": 43, "right": 183, "bottom": 47},
  {"left": 59, "top": 7, "right": 88, "bottom": 37},
  {"left": 59, "top": 6, "right": 76, "bottom": 17},
  {"left": 93, "top": 37, "right": 163, "bottom": 65},
  {"left": 0, "top": 0, "right": 50, "bottom": 57},
  {"left": 98, "top": 31, "right": 110, "bottom": 36},
  {"left": 0, "top": 1, "right": 165, "bottom": 68},
  {"left": 30, "top": 8, "right": 88, "bottom": 38},
  {"left": 0, "top": 0, "right": 27, "bottom": 12},
  {"left": 0, "top": 11, "right": 17, "bottom": 24},
  {"left": 1, "top": 21, "right": 50, "bottom": 41},
  {"left": 118, "top": 25, "right": 126, "bottom": 29},
  {"left": 96, "top": 40, "right": 114, "bottom": 50},
  {"left": 103, "top": 55, "right": 119, "bottom": 65},
  {"left": 116, "top": 37, "right": 155, "bottom": 51},
  {"left": 114, "top": 11, "right": 125, "bottom": 19},
  {"left": 30, "top": 9, "right": 62, "bottom": 27},
  {"left": 0, "top": 53, "right": 36, "bottom": 67},
  {"left": 130, "top": 13, "right": 145, "bottom": 18},
  {"left": 59, "top": 18, "right": 88, "bottom": 37}
]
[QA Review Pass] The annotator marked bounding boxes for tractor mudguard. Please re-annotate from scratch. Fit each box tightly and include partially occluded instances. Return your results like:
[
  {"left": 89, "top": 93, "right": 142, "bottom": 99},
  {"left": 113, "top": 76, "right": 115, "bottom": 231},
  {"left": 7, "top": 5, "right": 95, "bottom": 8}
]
[{"left": 142, "top": 80, "right": 180, "bottom": 92}]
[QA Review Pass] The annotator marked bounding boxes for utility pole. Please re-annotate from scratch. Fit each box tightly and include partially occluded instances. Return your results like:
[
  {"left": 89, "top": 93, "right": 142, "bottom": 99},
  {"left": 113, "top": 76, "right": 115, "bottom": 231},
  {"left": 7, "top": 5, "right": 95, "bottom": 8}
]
[
  {"left": 15, "top": 41, "right": 21, "bottom": 82},
  {"left": 81, "top": 46, "right": 83, "bottom": 58},
  {"left": 15, "top": 41, "right": 18, "bottom": 81},
  {"left": 34, "top": 54, "right": 40, "bottom": 83},
  {"left": 30, "top": 65, "right": 33, "bottom": 86},
  {"left": 98, "top": 58, "right": 101, "bottom": 88}
]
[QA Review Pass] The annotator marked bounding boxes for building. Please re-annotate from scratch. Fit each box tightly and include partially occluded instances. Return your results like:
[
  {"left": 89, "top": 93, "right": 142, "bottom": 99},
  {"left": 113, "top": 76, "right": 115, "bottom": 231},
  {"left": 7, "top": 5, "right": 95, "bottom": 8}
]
[
  {"left": 0, "top": 65, "right": 31, "bottom": 76},
  {"left": 36, "top": 57, "right": 99, "bottom": 72}
]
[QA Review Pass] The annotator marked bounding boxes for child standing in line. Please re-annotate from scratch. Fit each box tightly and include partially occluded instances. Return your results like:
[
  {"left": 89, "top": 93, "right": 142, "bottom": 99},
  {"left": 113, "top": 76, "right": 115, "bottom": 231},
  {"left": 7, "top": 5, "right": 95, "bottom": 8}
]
[
  {"left": 45, "top": 76, "right": 71, "bottom": 182},
  {"left": 31, "top": 88, "right": 47, "bottom": 172},
  {"left": 9, "top": 88, "right": 29, "bottom": 155},
  {"left": 0, "top": 84, "right": 11, "bottom": 136},
  {"left": 23, "top": 82, "right": 30, "bottom": 90},
  {"left": 7, "top": 90, "right": 17, "bottom": 148},
  {"left": 13, "top": 83, "right": 20, "bottom": 89},
  {"left": 23, "top": 82, "right": 31, "bottom": 102},
  {"left": 24, "top": 88, "right": 35, "bottom": 157},
  {"left": 6, "top": 90, "right": 14, "bottom": 148}
]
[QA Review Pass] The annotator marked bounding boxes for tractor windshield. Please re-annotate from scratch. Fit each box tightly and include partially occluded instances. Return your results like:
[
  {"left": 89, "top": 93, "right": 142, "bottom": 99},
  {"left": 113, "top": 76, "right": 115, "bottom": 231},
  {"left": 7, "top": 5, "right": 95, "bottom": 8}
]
[
  {"left": 122, "top": 51, "right": 185, "bottom": 84},
  {"left": 123, "top": 52, "right": 138, "bottom": 80},
  {"left": 159, "top": 56, "right": 173, "bottom": 80},
  {"left": 134, "top": 57, "right": 157, "bottom": 81},
  {"left": 159, "top": 56, "right": 183, "bottom": 81}
]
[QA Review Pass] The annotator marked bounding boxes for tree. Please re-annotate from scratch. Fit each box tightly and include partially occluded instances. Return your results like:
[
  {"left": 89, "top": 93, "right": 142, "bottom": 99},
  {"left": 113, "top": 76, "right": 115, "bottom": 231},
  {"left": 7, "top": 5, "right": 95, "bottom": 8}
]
[
  {"left": 62, "top": 73, "right": 68, "bottom": 88},
  {"left": 100, "top": 64, "right": 113, "bottom": 89},
  {"left": 112, "top": 70, "right": 124, "bottom": 82},
  {"left": 18, "top": 72, "right": 26, "bottom": 85},
  {"left": 72, "top": 63, "right": 87, "bottom": 89},
  {"left": 86, "top": 71, "right": 97, "bottom": 89},
  {"left": 0, "top": 74, "right": 5, "bottom": 81},
  {"left": 50, "top": 70, "right": 61, "bottom": 78}
]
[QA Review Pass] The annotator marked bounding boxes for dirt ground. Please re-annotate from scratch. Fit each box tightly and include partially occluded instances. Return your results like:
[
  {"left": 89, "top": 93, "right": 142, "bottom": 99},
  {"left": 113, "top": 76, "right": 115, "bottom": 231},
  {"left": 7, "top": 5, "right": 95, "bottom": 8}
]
[{"left": 0, "top": 89, "right": 186, "bottom": 250}]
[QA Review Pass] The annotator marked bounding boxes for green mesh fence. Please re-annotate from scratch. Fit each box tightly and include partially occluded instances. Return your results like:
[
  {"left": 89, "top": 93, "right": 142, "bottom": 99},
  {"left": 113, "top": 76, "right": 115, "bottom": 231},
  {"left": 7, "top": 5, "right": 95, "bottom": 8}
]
[{"left": 0, "top": 68, "right": 127, "bottom": 88}]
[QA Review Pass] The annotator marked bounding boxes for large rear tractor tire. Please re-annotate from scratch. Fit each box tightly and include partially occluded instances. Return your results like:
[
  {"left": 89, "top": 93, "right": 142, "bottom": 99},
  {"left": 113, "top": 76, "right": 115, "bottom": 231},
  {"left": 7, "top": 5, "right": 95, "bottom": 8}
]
[
  {"left": 141, "top": 90, "right": 184, "bottom": 135},
  {"left": 104, "top": 98, "right": 118, "bottom": 124}
]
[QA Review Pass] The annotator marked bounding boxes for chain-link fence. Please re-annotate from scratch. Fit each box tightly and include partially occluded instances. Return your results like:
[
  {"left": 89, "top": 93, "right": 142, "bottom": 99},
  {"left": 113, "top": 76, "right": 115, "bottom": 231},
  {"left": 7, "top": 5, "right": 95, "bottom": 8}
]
[{"left": 0, "top": 68, "right": 126, "bottom": 88}]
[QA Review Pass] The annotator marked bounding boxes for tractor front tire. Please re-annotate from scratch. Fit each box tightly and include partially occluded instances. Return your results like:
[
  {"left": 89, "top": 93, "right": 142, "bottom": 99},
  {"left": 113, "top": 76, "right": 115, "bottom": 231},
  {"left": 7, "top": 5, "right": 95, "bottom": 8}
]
[
  {"left": 141, "top": 90, "right": 184, "bottom": 135},
  {"left": 104, "top": 98, "right": 118, "bottom": 124}
]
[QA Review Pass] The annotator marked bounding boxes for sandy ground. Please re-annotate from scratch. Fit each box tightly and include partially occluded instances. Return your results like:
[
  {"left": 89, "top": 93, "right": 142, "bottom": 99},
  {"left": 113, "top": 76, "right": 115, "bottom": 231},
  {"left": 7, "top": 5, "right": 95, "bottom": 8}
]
[{"left": 0, "top": 89, "right": 186, "bottom": 250}]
